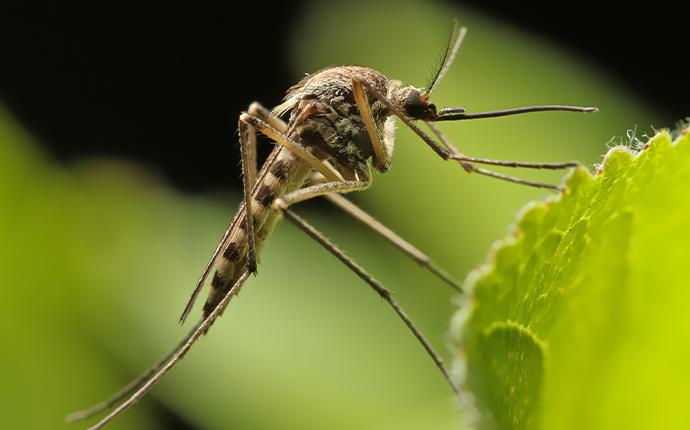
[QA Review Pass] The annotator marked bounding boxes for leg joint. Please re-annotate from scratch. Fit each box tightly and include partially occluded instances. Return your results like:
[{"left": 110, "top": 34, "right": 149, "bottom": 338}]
[{"left": 272, "top": 197, "right": 287, "bottom": 211}]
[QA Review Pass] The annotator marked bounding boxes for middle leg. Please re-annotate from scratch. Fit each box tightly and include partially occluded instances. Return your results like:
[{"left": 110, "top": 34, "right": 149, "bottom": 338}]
[
  {"left": 306, "top": 173, "right": 462, "bottom": 293},
  {"left": 321, "top": 191, "right": 462, "bottom": 293},
  {"left": 279, "top": 207, "right": 460, "bottom": 397},
  {"left": 273, "top": 180, "right": 461, "bottom": 398}
]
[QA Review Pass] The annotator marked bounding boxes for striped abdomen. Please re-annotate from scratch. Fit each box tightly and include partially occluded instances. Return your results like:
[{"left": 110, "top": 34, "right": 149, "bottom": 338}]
[{"left": 202, "top": 146, "right": 311, "bottom": 316}]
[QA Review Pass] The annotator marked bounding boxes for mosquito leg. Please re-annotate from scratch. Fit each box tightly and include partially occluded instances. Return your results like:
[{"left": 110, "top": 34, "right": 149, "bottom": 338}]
[
  {"left": 271, "top": 178, "right": 460, "bottom": 397},
  {"left": 315, "top": 188, "right": 461, "bottom": 293},
  {"left": 354, "top": 77, "right": 450, "bottom": 159},
  {"left": 242, "top": 100, "right": 346, "bottom": 273},
  {"left": 67, "top": 272, "right": 251, "bottom": 428},
  {"left": 425, "top": 121, "right": 567, "bottom": 189},
  {"left": 273, "top": 180, "right": 370, "bottom": 210},
  {"left": 239, "top": 118, "right": 258, "bottom": 273},
  {"left": 451, "top": 155, "right": 578, "bottom": 169},
  {"left": 179, "top": 107, "right": 262, "bottom": 323},
  {"left": 242, "top": 116, "right": 258, "bottom": 186},
  {"left": 248, "top": 101, "right": 288, "bottom": 133},
  {"left": 279, "top": 207, "right": 460, "bottom": 398},
  {"left": 426, "top": 120, "right": 578, "bottom": 171},
  {"left": 240, "top": 113, "right": 344, "bottom": 182},
  {"left": 179, "top": 220, "right": 235, "bottom": 323},
  {"left": 352, "top": 78, "right": 391, "bottom": 172},
  {"left": 66, "top": 318, "right": 204, "bottom": 422},
  {"left": 355, "top": 78, "right": 569, "bottom": 190},
  {"left": 247, "top": 102, "right": 357, "bottom": 181},
  {"left": 241, "top": 100, "right": 355, "bottom": 270}
]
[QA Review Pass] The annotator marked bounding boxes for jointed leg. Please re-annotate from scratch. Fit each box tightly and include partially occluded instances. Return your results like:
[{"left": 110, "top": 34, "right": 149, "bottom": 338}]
[
  {"left": 317, "top": 189, "right": 461, "bottom": 293},
  {"left": 274, "top": 180, "right": 460, "bottom": 398},
  {"left": 273, "top": 180, "right": 370, "bottom": 210},
  {"left": 304, "top": 171, "right": 461, "bottom": 291},
  {"left": 248, "top": 101, "right": 287, "bottom": 133},
  {"left": 451, "top": 155, "right": 578, "bottom": 170},
  {"left": 248, "top": 102, "right": 360, "bottom": 182},
  {"left": 425, "top": 121, "right": 574, "bottom": 190},
  {"left": 68, "top": 272, "right": 251, "bottom": 428},
  {"left": 179, "top": 106, "right": 265, "bottom": 323},
  {"left": 240, "top": 112, "right": 344, "bottom": 182},
  {"left": 240, "top": 118, "right": 258, "bottom": 187},
  {"left": 239, "top": 119, "right": 258, "bottom": 272},
  {"left": 352, "top": 78, "right": 391, "bottom": 172},
  {"left": 280, "top": 208, "right": 460, "bottom": 397},
  {"left": 240, "top": 100, "right": 336, "bottom": 274},
  {"left": 426, "top": 121, "right": 578, "bottom": 169},
  {"left": 65, "top": 334, "right": 194, "bottom": 423},
  {"left": 240, "top": 98, "right": 354, "bottom": 274},
  {"left": 178, "top": 108, "right": 262, "bottom": 323}
]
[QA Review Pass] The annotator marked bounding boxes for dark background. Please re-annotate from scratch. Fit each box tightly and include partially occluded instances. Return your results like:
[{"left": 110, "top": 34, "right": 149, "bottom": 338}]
[{"left": 1, "top": 1, "right": 687, "bottom": 194}]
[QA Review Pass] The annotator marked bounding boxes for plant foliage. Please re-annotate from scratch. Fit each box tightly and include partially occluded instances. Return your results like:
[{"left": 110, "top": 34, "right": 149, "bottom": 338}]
[{"left": 453, "top": 129, "right": 690, "bottom": 429}]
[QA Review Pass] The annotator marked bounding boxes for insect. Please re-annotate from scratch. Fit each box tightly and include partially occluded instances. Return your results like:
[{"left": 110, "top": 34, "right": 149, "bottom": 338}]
[{"left": 67, "top": 23, "right": 596, "bottom": 429}]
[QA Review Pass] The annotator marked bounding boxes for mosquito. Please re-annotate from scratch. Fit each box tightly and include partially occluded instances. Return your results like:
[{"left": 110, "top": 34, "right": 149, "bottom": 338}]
[{"left": 68, "top": 23, "right": 596, "bottom": 429}]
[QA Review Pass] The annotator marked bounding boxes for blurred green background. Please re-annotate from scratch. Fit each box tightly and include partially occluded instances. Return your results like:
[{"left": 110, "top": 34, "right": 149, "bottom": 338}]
[{"left": 0, "top": 0, "right": 660, "bottom": 429}]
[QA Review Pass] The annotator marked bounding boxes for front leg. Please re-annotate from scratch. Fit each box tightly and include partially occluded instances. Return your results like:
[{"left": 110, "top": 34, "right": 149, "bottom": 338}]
[
  {"left": 272, "top": 180, "right": 370, "bottom": 211},
  {"left": 352, "top": 77, "right": 392, "bottom": 173}
]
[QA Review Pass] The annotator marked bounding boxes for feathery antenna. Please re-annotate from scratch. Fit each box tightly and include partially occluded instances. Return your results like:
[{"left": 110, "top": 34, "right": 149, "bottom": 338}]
[{"left": 424, "top": 21, "right": 467, "bottom": 97}]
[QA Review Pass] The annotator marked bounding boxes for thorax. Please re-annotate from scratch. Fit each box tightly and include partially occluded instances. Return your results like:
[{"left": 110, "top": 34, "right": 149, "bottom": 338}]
[{"left": 273, "top": 66, "right": 395, "bottom": 177}]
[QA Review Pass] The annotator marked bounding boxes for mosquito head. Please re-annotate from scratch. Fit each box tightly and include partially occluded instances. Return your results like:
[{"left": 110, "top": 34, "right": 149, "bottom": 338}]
[{"left": 389, "top": 84, "right": 439, "bottom": 121}]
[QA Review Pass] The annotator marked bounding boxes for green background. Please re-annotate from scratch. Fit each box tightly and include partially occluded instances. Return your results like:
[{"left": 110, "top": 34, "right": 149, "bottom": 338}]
[{"left": 0, "top": 0, "right": 658, "bottom": 429}]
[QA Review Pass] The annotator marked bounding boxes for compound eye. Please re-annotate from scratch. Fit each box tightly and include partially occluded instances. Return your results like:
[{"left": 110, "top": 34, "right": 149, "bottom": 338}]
[{"left": 403, "top": 90, "right": 426, "bottom": 119}]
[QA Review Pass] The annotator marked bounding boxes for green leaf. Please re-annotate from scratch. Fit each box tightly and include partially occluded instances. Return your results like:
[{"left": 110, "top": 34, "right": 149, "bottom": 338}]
[{"left": 452, "top": 129, "right": 690, "bottom": 429}]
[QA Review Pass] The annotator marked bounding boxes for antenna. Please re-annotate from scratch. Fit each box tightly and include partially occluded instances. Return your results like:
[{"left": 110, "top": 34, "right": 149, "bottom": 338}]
[{"left": 423, "top": 21, "right": 467, "bottom": 98}]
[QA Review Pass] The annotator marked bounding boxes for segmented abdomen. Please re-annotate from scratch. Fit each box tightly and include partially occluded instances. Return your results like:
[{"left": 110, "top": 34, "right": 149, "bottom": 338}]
[{"left": 202, "top": 146, "right": 311, "bottom": 317}]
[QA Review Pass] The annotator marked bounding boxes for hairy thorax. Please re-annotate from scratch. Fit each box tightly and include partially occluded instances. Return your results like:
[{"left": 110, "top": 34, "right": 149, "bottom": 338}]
[{"left": 273, "top": 65, "right": 401, "bottom": 178}]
